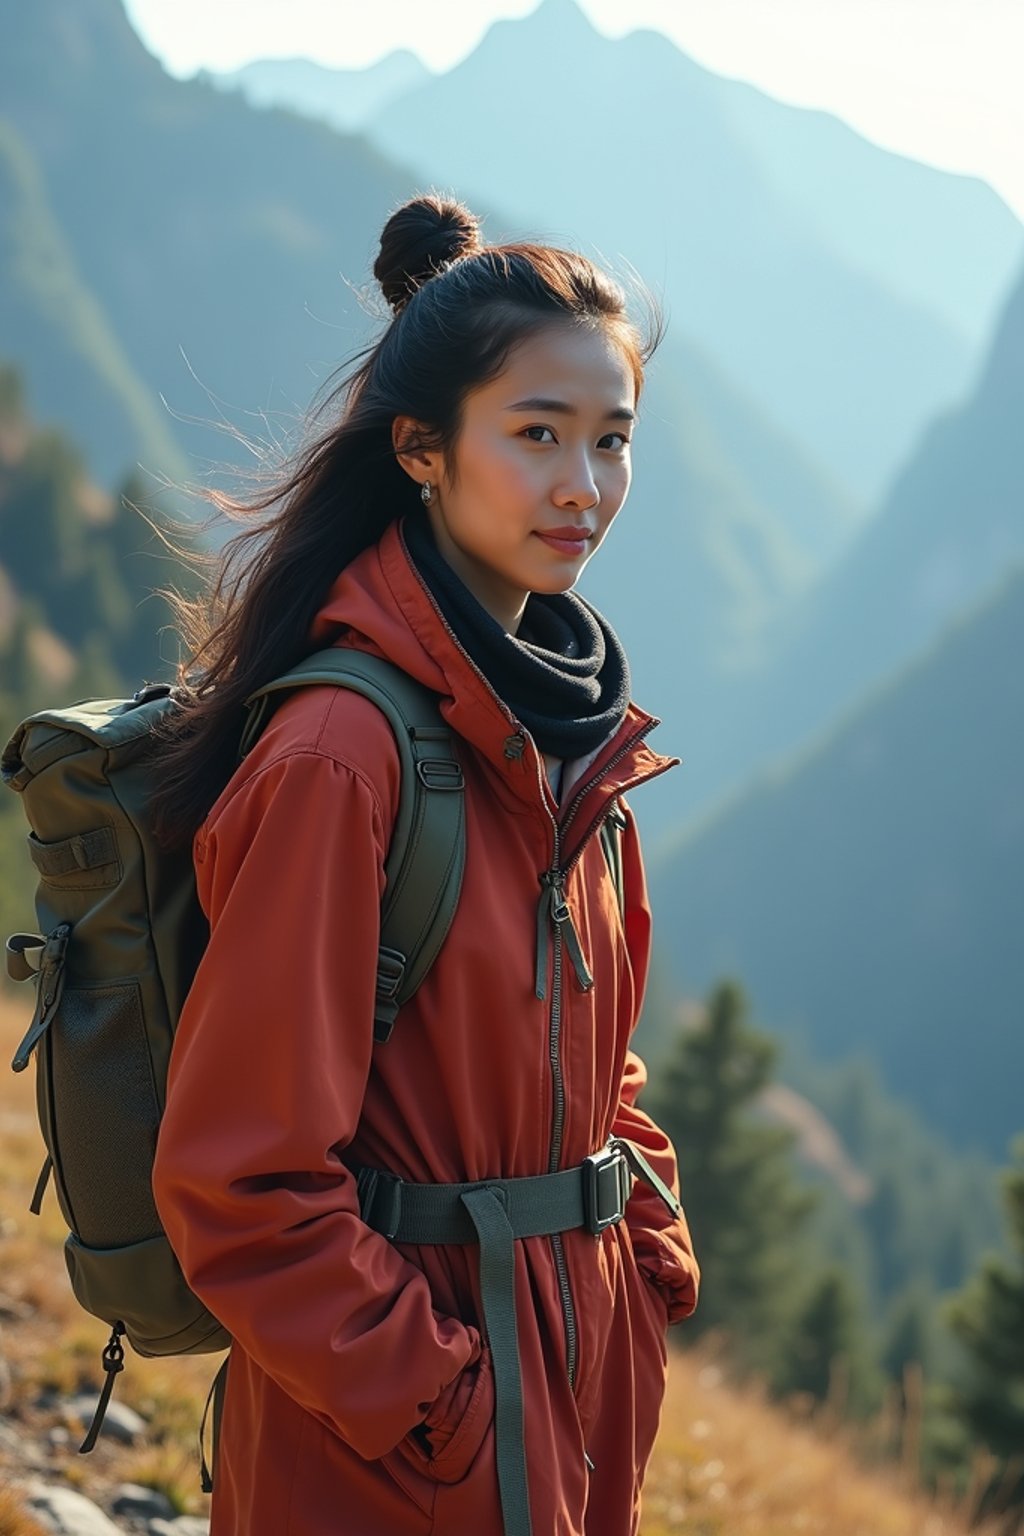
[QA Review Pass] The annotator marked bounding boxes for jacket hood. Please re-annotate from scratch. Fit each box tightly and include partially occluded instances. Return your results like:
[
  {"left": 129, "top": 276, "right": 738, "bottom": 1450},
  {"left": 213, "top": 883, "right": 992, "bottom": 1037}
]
[{"left": 310, "top": 518, "right": 520, "bottom": 770}]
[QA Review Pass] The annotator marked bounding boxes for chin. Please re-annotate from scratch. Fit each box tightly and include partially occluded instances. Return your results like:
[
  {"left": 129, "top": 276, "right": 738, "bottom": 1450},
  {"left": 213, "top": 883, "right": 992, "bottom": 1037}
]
[{"left": 530, "top": 573, "right": 579, "bottom": 596}]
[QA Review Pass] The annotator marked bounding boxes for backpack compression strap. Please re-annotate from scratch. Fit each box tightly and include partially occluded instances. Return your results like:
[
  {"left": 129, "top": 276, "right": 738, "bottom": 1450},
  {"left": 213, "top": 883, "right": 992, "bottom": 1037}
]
[
  {"left": 598, "top": 799, "right": 626, "bottom": 918},
  {"left": 241, "top": 649, "right": 465, "bottom": 1043}
]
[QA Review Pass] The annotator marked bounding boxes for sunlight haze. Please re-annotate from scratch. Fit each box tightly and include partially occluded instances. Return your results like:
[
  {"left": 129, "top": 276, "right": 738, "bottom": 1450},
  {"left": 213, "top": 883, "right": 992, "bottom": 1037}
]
[{"left": 121, "top": 0, "right": 1024, "bottom": 220}]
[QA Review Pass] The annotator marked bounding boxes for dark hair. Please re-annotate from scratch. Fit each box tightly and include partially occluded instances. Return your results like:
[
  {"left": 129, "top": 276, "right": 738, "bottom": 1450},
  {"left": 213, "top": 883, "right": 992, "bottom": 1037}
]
[{"left": 151, "top": 193, "right": 662, "bottom": 845}]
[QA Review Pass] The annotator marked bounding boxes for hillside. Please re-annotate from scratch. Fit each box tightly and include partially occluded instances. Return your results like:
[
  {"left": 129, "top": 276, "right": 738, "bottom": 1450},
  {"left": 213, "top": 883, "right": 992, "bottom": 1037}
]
[
  {"left": 673, "top": 237, "right": 1024, "bottom": 833},
  {"left": 0, "top": 365, "right": 182, "bottom": 946},
  {"left": 0, "top": 1003, "right": 1002, "bottom": 1536},
  {"left": 0, "top": 119, "right": 184, "bottom": 489},
  {"left": 650, "top": 562, "right": 1024, "bottom": 1157},
  {"left": 0, "top": 0, "right": 420, "bottom": 482}
]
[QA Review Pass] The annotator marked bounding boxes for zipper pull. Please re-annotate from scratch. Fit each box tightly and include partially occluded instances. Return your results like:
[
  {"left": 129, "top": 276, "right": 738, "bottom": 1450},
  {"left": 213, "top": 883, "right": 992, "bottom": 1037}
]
[
  {"left": 557, "top": 894, "right": 594, "bottom": 992},
  {"left": 11, "top": 924, "right": 70, "bottom": 1073},
  {"left": 535, "top": 873, "right": 594, "bottom": 997}
]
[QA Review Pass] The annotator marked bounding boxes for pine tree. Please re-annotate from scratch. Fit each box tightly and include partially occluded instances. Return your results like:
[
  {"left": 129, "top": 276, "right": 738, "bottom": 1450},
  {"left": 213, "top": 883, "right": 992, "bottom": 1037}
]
[
  {"left": 641, "top": 978, "right": 818, "bottom": 1377},
  {"left": 881, "top": 1279, "right": 935, "bottom": 1387},
  {"left": 772, "top": 1264, "right": 881, "bottom": 1417},
  {"left": 945, "top": 1134, "right": 1024, "bottom": 1523}
]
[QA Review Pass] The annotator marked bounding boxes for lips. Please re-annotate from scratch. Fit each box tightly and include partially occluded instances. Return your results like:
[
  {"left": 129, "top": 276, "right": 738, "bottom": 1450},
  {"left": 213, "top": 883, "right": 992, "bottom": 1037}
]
[{"left": 534, "top": 528, "right": 593, "bottom": 557}]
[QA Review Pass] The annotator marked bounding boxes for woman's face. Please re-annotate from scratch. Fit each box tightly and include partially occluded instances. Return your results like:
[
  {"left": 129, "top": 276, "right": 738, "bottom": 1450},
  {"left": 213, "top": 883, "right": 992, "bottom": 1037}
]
[{"left": 396, "top": 322, "right": 636, "bottom": 632}]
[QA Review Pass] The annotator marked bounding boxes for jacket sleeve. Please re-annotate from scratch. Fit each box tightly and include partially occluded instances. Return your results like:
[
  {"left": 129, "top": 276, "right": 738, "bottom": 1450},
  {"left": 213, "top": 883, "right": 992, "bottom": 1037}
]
[
  {"left": 610, "top": 800, "right": 700, "bottom": 1326},
  {"left": 152, "top": 746, "right": 483, "bottom": 1460}
]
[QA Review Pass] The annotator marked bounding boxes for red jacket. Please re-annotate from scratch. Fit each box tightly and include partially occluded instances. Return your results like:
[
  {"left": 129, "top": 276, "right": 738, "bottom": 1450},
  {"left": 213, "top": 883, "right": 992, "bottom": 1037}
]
[{"left": 153, "top": 518, "right": 699, "bottom": 1536}]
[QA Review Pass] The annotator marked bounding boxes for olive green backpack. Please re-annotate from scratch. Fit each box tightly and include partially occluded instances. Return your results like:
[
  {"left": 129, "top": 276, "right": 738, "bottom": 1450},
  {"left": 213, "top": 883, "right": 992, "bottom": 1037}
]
[
  {"left": 1, "top": 650, "right": 467, "bottom": 1467},
  {"left": 2, "top": 647, "right": 625, "bottom": 1484}
]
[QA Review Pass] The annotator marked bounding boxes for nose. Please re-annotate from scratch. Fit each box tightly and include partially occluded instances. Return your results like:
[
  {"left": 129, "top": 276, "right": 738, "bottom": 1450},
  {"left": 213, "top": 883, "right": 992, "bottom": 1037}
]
[{"left": 554, "top": 452, "right": 600, "bottom": 510}]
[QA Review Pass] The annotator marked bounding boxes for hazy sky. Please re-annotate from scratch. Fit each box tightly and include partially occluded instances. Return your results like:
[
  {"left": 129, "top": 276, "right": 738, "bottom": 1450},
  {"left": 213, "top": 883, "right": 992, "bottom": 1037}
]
[{"left": 122, "top": 0, "right": 1024, "bottom": 221}]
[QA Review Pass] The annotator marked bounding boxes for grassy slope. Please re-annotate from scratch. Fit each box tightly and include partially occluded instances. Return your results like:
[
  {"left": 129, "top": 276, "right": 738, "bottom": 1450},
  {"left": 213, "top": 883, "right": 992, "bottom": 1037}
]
[{"left": 0, "top": 997, "right": 1003, "bottom": 1535}]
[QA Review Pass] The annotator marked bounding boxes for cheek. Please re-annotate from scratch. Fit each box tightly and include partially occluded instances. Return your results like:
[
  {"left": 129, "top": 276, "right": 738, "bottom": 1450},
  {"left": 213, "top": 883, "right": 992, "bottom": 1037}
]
[
  {"left": 602, "top": 461, "right": 632, "bottom": 517},
  {"left": 459, "top": 435, "right": 531, "bottom": 495},
  {"left": 472, "top": 441, "right": 540, "bottom": 508}
]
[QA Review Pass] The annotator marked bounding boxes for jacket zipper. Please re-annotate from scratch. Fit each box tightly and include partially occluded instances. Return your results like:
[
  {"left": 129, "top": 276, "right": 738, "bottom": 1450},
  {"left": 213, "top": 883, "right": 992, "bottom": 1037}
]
[{"left": 533, "top": 722, "right": 659, "bottom": 1405}]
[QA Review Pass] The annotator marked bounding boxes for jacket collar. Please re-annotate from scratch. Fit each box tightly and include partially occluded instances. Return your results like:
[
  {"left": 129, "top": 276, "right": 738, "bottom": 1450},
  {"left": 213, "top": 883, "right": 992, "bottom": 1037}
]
[{"left": 310, "top": 518, "right": 679, "bottom": 827}]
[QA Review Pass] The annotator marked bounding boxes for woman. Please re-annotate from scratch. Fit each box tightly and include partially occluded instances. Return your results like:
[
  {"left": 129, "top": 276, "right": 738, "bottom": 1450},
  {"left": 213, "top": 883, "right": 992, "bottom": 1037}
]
[{"left": 152, "top": 193, "right": 700, "bottom": 1536}]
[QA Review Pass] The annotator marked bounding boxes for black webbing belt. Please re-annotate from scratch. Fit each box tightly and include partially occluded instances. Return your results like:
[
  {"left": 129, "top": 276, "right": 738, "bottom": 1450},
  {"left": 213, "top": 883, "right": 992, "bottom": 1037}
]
[{"left": 355, "top": 1136, "right": 682, "bottom": 1536}]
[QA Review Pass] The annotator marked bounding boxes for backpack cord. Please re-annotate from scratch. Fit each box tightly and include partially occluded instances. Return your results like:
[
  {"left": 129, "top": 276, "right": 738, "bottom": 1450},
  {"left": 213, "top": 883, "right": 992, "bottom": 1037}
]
[{"left": 78, "top": 1322, "right": 125, "bottom": 1453}]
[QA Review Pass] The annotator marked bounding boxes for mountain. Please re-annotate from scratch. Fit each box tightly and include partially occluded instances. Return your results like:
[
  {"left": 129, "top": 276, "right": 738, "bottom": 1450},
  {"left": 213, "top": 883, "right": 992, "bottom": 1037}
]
[
  {"left": 689, "top": 250, "right": 1024, "bottom": 828},
  {"left": 366, "top": 0, "right": 1020, "bottom": 506},
  {"left": 717, "top": 80, "right": 1022, "bottom": 350},
  {"left": 0, "top": 0, "right": 865, "bottom": 778},
  {"left": 0, "top": 118, "right": 185, "bottom": 487},
  {"left": 768, "top": 255, "right": 1024, "bottom": 675},
  {"left": 0, "top": 0, "right": 424, "bottom": 479},
  {"left": 649, "top": 561, "right": 1024, "bottom": 1157},
  {"left": 215, "top": 50, "right": 431, "bottom": 132},
  {"left": 8, "top": 0, "right": 1019, "bottom": 859}
]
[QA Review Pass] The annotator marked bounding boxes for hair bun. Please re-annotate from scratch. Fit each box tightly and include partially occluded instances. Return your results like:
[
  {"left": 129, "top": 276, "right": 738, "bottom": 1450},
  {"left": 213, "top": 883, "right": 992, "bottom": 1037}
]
[{"left": 374, "top": 194, "right": 483, "bottom": 314}]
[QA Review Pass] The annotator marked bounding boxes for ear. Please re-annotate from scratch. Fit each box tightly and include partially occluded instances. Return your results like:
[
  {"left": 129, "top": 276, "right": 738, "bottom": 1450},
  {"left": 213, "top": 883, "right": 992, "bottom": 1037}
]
[{"left": 392, "top": 415, "right": 441, "bottom": 487}]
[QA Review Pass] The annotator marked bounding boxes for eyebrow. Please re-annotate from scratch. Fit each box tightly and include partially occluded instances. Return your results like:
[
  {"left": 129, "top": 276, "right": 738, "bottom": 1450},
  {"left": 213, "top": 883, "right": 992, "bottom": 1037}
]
[{"left": 504, "top": 396, "right": 636, "bottom": 422}]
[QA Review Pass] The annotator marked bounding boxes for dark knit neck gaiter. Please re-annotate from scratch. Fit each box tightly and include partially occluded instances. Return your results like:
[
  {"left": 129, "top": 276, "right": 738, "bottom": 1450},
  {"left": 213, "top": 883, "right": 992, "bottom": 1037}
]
[{"left": 402, "top": 513, "right": 631, "bottom": 760}]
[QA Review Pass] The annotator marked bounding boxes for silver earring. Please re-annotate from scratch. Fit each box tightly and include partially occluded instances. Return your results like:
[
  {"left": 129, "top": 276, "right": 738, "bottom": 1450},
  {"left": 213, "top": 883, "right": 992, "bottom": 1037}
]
[{"left": 421, "top": 481, "right": 433, "bottom": 506}]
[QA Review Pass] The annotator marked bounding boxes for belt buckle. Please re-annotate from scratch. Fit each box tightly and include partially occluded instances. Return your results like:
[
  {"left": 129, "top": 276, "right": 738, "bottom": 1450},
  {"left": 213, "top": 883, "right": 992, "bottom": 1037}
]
[
  {"left": 356, "top": 1167, "right": 403, "bottom": 1241},
  {"left": 582, "top": 1145, "right": 630, "bottom": 1235}
]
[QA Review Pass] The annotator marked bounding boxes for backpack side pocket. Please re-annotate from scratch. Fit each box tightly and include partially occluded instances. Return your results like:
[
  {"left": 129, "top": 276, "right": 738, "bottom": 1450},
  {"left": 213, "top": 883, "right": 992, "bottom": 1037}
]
[{"left": 40, "top": 978, "right": 160, "bottom": 1246}]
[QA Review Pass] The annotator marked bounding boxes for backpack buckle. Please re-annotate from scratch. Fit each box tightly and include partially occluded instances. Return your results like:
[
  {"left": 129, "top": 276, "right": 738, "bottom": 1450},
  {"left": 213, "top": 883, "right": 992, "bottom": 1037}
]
[
  {"left": 415, "top": 758, "right": 463, "bottom": 791},
  {"left": 131, "top": 684, "right": 172, "bottom": 705},
  {"left": 582, "top": 1144, "right": 631, "bottom": 1234},
  {"left": 6, "top": 933, "right": 46, "bottom": 982},
  {"left": 376, "top": 946, "right": 406, "bottom": 1002}
]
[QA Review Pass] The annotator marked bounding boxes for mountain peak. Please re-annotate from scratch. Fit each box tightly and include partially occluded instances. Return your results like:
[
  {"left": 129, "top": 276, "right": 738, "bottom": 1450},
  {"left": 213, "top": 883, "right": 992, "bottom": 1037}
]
[
  {"left": 473, "top": 0, "right": 600, "bottom": 70},
  {"left": 527, "top": 0, "right": 597, "bottom": 34}
]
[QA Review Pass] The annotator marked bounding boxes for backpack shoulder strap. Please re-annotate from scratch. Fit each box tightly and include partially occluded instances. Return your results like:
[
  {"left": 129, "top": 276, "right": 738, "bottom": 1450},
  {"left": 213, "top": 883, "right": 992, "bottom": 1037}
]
[
  {"left": 242, "top": 649, "right": 465, "bottom": 1042},
  {"left": 599, "top": 798, "right": 627, "bottom": 923}
]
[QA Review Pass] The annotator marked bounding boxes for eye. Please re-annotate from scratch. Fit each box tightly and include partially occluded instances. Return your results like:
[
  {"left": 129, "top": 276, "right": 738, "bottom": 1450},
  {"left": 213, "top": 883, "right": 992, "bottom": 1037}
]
[
  {"left": 523, "top": 426, "right": 556, "bottom": 443},
  {"left": 600, "top": 432, "right": 631, "bottom": 451}
]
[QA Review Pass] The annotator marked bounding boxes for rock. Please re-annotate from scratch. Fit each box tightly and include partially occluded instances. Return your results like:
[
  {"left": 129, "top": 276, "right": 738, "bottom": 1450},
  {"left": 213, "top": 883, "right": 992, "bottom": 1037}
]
[
  {"left": 48, "top": 1425, "right": 72, "bottom": 1448},
  {"left": 148, "top": 1521, "right": 210, "bottom": 1536},
  {"left": 0, "top": 1416, "right": 27, "bottom": 1456},
  {"left": 66, "top": 1395, "right": 147, "bottom": 1445},
  {"left": 110, "top": 1485, "right": 175, "bottom": 1521},
  {"left": 0, "top": 1285, "right": 34, "bottom": 1318},
  {"left": 23, "top": 1482, "right": 124, "bottom": 1535},
  {"left": 3, "top": 1426, "right": 48, "bottom": 1470}
]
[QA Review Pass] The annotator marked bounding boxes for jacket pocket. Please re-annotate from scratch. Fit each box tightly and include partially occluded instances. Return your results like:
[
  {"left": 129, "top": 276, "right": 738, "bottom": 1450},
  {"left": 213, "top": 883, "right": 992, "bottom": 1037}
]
[
  {"left": 393, "top": 1344, "right": 494, "bottom": 1487},
  {"left": 637, "top": 1263, "right": 673, "bottom": 1330}
]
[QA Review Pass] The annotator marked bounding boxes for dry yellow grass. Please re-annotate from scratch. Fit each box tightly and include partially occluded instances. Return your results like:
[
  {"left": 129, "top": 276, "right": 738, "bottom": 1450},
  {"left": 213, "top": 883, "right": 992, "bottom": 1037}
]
[
  {"left": 643, "top": 1344, "right": 1012, "bottom": 1536},
  {"left": 0, "top": 995, "right": 1011, "bottom": 1536},
  {"left": 0, "top": 1487, "right": 49, "bottom": 1536}
]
